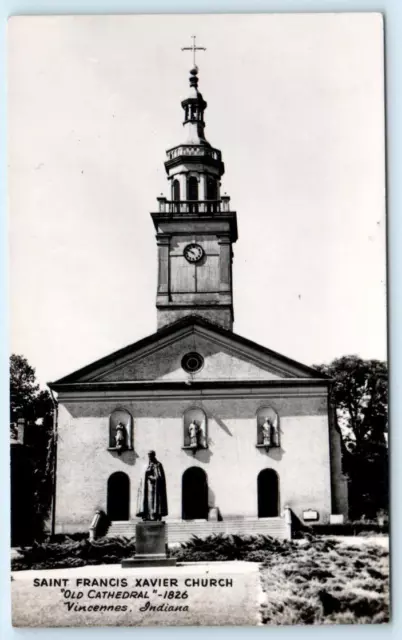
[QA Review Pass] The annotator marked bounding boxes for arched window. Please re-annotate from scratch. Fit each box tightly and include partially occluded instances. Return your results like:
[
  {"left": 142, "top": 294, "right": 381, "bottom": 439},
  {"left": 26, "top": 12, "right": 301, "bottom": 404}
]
[
  {"left": 257, "top": 469, "right": 279, "bottom": 517},
  {"left": 206, "top": 176, "right": 217, "bottom": 200},
  {"left": 172, "top": 179, "right": 180, "bottom": 201},
  {"left": 107, "top": 472, "right": 130, "bottom": 521},
  {"left": 256, "top": 406, "right": 280, "bottom": 448},
  {"left": 187, "top": 176, "right": 199, "bottom": 201},
  {"left": 182, "top": 467, "right": 208, "bottom": 520},
  {"left": 109, "top": 409, "right": 133, "bottom": 451},
  {"left": 183, "top": 407, "right": 207, "bottom": 449}
]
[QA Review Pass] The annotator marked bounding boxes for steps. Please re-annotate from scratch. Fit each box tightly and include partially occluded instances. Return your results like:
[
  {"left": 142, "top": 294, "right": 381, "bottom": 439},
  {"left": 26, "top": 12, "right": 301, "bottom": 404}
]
[{"left": 106, "top": 517, "right": 290, "bottom": 542}]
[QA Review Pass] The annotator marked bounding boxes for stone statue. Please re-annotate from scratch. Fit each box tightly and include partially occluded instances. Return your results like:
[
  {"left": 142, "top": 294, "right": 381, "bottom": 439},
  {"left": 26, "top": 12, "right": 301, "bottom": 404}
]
[
  {"left": 188, "top": 419, "right": 201, "bottom": 448},
  {"left": 136, "top": 451, "right": 168, "bottom": 521},
  {"left": 261, "top": 415, "right": 279, "bottom": 447},
  {"left": 114, "top": 422, "right": 126, "bottom": 451},
  {"left": 261, "top": 418, "right": 272, "bottom": 447},
  {"left": 272, "top": 419, "right": 280, "bottom": 447}
]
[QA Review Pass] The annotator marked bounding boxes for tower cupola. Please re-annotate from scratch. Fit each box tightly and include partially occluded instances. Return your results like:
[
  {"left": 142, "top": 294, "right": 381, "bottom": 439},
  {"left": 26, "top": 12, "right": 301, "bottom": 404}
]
[{"left": 181, "top": 67, "right": 208, "bottom": 145}]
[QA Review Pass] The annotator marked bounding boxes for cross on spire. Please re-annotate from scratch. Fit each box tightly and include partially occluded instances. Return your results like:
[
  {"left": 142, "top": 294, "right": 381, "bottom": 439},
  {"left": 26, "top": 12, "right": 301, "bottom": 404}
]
[{"left": 181, "top": 35, "right": 206, "bottom": 70}]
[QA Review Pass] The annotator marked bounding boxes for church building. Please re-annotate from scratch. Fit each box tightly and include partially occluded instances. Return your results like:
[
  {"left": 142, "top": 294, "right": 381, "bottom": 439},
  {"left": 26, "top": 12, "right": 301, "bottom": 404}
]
[{"left": 49, "top": 62, "right": 348, "bottom": 541}]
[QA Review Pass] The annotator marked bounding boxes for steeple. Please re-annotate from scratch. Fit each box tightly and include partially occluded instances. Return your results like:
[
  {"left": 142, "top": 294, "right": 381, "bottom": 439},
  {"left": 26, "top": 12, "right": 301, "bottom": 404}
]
[{"left": 151, "top": 54, "right": 238, "bottom": 331}]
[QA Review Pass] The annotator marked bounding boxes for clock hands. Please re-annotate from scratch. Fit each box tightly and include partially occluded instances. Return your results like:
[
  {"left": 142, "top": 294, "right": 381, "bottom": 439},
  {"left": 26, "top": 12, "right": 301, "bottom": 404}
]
[{"left": 184, "top": 243, "right": 204, "bottom": 263}]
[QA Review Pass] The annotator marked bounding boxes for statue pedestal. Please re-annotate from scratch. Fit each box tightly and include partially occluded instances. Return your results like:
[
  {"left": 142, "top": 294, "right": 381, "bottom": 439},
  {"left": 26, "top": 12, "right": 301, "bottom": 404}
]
[{"left": 121, "top": 521, "right": 176, "bottom": 567}]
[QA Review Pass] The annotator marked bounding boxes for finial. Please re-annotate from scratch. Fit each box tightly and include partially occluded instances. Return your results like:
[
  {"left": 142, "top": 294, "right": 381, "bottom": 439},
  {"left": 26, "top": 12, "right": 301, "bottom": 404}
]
[
  {"left": 181, "top": 35, "right": 206, "bottom": 70},
  {"left": 189, "top": 67, "right": 199, "bottom": 89}
]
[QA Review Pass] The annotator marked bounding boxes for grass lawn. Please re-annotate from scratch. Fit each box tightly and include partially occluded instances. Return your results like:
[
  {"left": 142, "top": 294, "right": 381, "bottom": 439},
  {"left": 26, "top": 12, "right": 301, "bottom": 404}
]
[
  {"left": 12, "top": 533, "right": 389, "bottom": 625},
  {"left": 259, "top": 536, "right": 389, "bottom": 625}
]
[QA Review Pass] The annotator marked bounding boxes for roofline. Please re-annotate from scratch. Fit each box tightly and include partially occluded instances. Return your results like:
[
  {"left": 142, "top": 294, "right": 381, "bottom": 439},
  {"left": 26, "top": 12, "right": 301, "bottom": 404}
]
[
  {"left": 49, "top": 314, "right": 329, "bottom": 386},
  {"left": 49, "top": 378, "right": 331, "bottom": 393}
]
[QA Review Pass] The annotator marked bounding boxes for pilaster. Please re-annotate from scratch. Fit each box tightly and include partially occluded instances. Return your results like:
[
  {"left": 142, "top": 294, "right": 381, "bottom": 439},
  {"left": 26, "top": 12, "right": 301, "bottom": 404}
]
[
  {"left": 156, "top": 234, "right": 170, "bottom": 296},
  {"left": 218, "top": 235, "right": 232, "bottom": 292}
]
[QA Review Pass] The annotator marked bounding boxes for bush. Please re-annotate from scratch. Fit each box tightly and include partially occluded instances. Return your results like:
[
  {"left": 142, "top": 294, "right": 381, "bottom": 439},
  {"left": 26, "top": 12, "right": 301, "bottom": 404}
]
[
  {"left": 260, "top": 536, "right": 389, "bottom": 625},
  {"left": 171, "top": 533, "right": 294, "bottom": 563},
  {"left": 12, "top": 536, "right": 135, "bottom": 571}
]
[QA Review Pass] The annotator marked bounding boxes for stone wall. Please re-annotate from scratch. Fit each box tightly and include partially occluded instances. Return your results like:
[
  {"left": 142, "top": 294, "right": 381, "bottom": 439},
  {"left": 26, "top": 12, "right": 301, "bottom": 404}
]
[{"left": 54, "top": 385, "right": 333, "bottom": 533}]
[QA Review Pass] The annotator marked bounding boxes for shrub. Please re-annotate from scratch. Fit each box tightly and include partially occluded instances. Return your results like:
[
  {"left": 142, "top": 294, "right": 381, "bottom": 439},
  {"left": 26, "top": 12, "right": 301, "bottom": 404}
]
[
  {"left": 12, "top": 536, "right": 136, "bottom": 571},
  {"left": 172, "top": 533, "right": 294, "bottom": 563}
]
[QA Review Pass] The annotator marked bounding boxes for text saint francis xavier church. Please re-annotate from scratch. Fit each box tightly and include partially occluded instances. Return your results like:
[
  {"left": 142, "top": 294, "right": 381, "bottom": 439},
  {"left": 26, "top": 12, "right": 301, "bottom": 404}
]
[{"left": 49, "top": 50, "right": 348, "bottom": 540}]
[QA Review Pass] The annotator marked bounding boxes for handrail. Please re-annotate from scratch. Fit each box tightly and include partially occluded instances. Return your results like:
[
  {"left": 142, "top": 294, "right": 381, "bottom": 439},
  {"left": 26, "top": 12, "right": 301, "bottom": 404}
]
[
  {"left": 155, "top": 197, "right": 232, "bottom": 215},
  {"left": 166, "top": 145, "right": 221, "bottom": 162}
]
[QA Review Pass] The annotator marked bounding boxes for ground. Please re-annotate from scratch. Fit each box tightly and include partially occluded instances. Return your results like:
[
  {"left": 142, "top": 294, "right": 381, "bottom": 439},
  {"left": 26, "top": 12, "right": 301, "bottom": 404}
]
[
  {"left": 259, "top": 536, "right": 389, "bottom": 625},
  {"left": 11, "top": 535, "right": 389, "bottom": 626}
]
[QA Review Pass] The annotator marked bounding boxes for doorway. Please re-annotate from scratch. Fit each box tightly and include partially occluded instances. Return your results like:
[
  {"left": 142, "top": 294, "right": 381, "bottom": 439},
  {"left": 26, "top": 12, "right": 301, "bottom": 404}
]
[
  {"left": 107, "top": 471, "right": 130, "bottom": 520},
  {"left": 257, "top": 469, "right": 279, "bottom": 517},
  {"left": 182, "top": 467, "right": 208, "bottom": 520}
]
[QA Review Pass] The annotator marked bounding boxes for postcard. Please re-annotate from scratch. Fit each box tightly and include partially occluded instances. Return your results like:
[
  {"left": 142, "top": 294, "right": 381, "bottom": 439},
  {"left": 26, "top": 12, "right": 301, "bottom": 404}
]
[{"left": 9, "top": 13, "right": 388, "bottom": 627}]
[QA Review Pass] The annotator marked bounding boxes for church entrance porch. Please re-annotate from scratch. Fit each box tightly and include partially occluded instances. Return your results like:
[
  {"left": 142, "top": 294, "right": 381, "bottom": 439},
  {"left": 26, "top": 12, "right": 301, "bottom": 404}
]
[
  {"left": 107, "top": 472, "right": 130, "bottom": 521},
  {"left": 182, "top": 467, "right": 208, "bottom": 520},
  {"left": 106, "top": 514, "right": 291, "bottom": 542}
]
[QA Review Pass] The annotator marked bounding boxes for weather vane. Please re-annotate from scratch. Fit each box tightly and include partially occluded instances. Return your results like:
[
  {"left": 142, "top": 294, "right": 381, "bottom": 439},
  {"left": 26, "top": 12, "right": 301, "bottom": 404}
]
[{"left": 181, "top": 35, "right": 206, "bottom": 70}]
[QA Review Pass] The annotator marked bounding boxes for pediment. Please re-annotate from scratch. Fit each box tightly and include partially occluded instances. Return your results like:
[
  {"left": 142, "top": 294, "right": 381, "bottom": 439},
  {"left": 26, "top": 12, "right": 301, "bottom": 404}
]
[{"left": 51, "top": 316, "right": 325, "bottom": 387}]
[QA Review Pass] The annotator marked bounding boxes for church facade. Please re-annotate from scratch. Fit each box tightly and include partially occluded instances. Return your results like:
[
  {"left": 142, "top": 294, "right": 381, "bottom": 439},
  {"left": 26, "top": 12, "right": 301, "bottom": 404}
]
[{"left": 49, "top": 65, "right": 348, "bottom": 539}]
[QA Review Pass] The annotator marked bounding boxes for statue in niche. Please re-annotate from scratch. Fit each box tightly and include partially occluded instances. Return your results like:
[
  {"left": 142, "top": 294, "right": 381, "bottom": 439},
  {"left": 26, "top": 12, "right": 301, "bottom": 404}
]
[
  {"left": 188, "top": 419, "right": 201, "bottom": 449},
  {"left": 260, "top": 413, "right": 280, "bottom": 449},
  {"left": 114, "top": 422, "right": 127, "bottom": 453},
  {"left": 136, "top": 451, "right": 168, "bottom": 521},
  {"left": 261, "top": 418, "right": 272, "bottom": 447},
  {"left": 272, "top": 420, "right": 280, "bottom": 447}
]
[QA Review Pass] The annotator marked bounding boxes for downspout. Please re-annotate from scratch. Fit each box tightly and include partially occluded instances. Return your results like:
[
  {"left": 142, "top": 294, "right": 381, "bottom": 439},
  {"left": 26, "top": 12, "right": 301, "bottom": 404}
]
[{"left": 49, "top": 387, "right": 58, "bottom": 537}]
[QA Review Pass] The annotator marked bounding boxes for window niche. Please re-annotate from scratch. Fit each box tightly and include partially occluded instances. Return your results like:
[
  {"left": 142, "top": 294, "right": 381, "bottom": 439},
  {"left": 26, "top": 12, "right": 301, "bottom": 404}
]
[
  {"left": 183, "top": 407, "right": 207, "bottom": 453},
  {"left": 108, "top": 409, "right": 133, "bottom": 454},
  {"left": 256, "top": 406, "right": 280, "bottom": 451},
  {"left": 172, "top": 179, "right": 180, "bottom": 201},
  {"left": 206, "top": 175, "right": 218, "bottom": 200},
  {"left": 187, "top": 176, "right": 199, "bottom": 201}
]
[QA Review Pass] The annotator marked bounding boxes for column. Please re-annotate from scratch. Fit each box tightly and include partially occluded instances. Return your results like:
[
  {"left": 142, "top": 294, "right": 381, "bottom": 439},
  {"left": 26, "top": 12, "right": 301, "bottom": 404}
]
[{"left": 199, "top": 173, "right": 208, "bottom": 201}]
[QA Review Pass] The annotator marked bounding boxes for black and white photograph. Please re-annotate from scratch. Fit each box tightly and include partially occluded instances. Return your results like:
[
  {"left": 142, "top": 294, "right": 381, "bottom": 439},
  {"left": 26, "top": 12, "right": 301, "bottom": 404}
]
[{"left": 9, "top": 13, "right": 388, "bottom": 627}]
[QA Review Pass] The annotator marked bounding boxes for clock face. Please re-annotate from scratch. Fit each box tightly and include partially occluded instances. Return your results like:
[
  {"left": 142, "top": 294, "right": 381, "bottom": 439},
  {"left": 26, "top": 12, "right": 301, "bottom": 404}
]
[{"left": 183, "top": 243, "right": 204, "bottom": 263}]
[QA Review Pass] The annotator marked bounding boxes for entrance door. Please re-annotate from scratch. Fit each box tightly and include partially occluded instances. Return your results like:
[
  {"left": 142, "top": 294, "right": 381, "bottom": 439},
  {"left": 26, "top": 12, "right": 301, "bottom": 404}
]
[
  {"left": 107, "top": 472, "right": 130, "bottom": 520},
  {"left": 257, "top": 469, "right": 279, "bottom": 517},
  {"left": 182, "top": 467, "right": 208, "bottom": 520}
]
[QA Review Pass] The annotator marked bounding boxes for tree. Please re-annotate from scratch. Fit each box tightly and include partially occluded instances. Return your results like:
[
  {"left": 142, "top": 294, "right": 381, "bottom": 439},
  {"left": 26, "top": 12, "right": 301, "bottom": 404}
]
[
  {"left": 10, "top": 354, "right": 55, "bottom": 540},
  {"left": 10, "top": 354, "right": 53, "bottom": 424},
  {"left": 314, "top": 356, "right": 388, "bottom": 519}
]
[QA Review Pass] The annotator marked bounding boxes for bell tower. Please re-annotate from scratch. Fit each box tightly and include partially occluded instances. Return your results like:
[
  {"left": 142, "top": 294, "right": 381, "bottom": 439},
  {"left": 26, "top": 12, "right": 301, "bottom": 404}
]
[{"left": 151, "top": 59, "right": 238, "bottom": 331}]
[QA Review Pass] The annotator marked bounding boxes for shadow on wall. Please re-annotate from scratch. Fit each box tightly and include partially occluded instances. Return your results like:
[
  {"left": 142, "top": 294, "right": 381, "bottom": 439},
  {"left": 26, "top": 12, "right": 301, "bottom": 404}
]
[
  {"left": 256, "top": 446, "right": 285, "bottom": 461},
  {"left": 107, "top": 449, "right": 140, "bottom": 465},
  {"left": 183, "top": 446, "right": 213, "bottom": 463},
  {"left": 210, "top": 414, "right": 233, "bottom": 436}
]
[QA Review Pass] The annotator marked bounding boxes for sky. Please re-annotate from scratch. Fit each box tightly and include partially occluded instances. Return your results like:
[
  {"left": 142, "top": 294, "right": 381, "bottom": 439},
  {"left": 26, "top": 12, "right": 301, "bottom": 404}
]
[{"left": 8, "top": 13, "right": 387, "bottom": 387}]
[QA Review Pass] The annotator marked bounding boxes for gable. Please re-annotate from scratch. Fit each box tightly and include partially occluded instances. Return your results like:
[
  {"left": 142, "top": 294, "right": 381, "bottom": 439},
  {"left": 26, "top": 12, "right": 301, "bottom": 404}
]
[
  {"left": 50, "top": 316, "right": 326, "bottom": 388},
  {"left": 93, "top": 333, "right": 284, "bottom": 383}
]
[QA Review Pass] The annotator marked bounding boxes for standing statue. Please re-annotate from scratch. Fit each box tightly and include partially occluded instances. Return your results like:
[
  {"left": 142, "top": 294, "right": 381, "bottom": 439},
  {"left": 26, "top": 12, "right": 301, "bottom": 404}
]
[
  {"left": 114, "top": 422, "right": 126, "bottom": 451},
  {"left": 188, "top": 419, "right": 201, "bottom": 448},
  {"left": 136, "top": 451, "right": 168, "bottom": 521},
  {"left": 271, "top": 419, "right": 280, "bottom": 447},
  {"left": 261, "top": 418, "right": 272, "bottom": 447}
]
